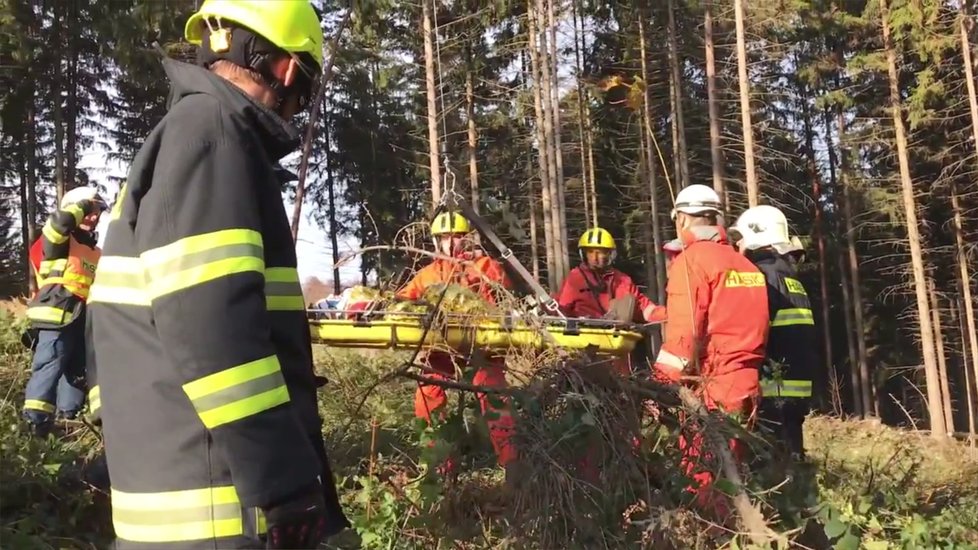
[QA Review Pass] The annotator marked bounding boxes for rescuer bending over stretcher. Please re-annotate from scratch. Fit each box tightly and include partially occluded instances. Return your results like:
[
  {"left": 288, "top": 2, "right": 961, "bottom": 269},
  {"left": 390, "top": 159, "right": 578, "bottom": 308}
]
[{"left": 397, "top": 212, "right": 519, "bottom": 480}]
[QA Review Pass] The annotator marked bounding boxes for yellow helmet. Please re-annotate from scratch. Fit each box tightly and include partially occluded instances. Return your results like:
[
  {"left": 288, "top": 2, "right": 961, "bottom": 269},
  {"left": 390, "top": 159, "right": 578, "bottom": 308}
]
[
  {"left": 185, "top": 0, "right": 325, "bottom": 69},
  {"left": 431, "top": 212, "right": 470, "bottom": 236},
  {"left": 578, "top": 228, "right": 615, "bottom": 250}
]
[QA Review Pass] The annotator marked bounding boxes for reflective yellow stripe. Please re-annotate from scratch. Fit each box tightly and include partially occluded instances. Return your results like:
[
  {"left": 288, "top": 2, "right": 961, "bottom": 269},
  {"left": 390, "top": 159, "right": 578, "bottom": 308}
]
[
  {"left": 724, "top": 271, "right": 765, "bottom": 287},
  {"left": 27, "top": 306, "right": 72, "bottom": 324},
  {"left": 784, "top": 277, "right": 807, "bottom": 295},
  {"left": 771, "top": 308, "right": 815, "bottom": 327},
  {"left": 183, "top": 355, "right": 290, "bottom": 429},
  {"left": 112, "top": 486, "right": 244, "bottom": 542},
  {"left": 141, "top": 229, "right": 264, "bottom": 297},
  {"left": 43, "top": 272, "right": 95, "bottom": 298},
  {"left": 88, "top": 229, "right": 265, "bottom": 306},
  {"left": 42, "top": 221, "right": 68, "bottom": 244},
  {"left": 87, "top": 256, "right": 150, "bottom": 306},
  {"left": 89, "top": 386, "right": 101, "bottom": 415},
  {"left": 110, "top": 182, "right": 127, "bottom": 221},
  {"left": 63, "top": 203, "right": 85, "bottom": 224},
  {"left": 761, "top": 379, "right": 812, "bottom": 398},
  {"left": 655, "top": 349, "right": 688, "bottom": 371},
  {"left": 24, "top": 399, "right": 55, "bottom": 413},
  {"left": 39, "top": 259, "right": 68, "bottom": 276},
  {"left": 265, "top": 267, "right": 304, "bottom": 311}
]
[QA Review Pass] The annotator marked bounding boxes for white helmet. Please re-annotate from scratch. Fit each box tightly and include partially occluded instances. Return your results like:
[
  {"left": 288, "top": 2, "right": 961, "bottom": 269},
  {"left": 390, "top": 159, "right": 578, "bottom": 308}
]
[
  {"left": 671, "top": 184, "right": 723, "bottom": 220},
  {"left": 61, "top": 186, "right": 108, "bottom": 211},
  {"left": 732, "top": 205, "right": 794, "bottom": 254}
]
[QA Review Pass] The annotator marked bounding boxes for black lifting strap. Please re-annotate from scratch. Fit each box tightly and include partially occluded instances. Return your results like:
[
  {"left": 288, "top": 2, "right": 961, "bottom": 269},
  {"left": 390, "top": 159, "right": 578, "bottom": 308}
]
[{"left": 432, "top": 195, "right": 563, "bottom": 318}]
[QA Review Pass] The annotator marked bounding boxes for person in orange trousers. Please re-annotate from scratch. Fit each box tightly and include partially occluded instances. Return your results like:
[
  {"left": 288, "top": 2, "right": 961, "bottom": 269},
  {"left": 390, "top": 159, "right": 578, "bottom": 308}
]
[
  {"left": 397, "top": 212, "right": 518, "bottom": 475},
  {"left": 651, "top": 185, "right": 770, "bottom": 520}
]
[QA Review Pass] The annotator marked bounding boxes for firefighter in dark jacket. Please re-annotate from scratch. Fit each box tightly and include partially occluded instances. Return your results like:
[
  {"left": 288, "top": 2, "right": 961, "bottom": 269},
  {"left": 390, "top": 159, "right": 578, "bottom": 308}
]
[
  {"left": 23, "top": 186, "right": 107, "bottom": 437},
  {"left": 732, "top": 205, "right": 817, "bottom": 459},
  {"left": 87, "top": 1, "right": 349, "bottom": 548}
]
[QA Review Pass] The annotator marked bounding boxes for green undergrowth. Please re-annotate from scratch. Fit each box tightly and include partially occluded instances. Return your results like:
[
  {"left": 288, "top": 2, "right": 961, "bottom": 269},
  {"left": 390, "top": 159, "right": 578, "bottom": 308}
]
[{"left": 1, "top": 307, "right": 976, "bottom": 549}]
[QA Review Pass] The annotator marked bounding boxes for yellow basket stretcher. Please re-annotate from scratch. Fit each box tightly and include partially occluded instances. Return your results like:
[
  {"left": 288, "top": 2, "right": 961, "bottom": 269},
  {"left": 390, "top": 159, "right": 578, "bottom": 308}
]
[{"left": 308, "top": 311, "right": 647, "bottom": 356}]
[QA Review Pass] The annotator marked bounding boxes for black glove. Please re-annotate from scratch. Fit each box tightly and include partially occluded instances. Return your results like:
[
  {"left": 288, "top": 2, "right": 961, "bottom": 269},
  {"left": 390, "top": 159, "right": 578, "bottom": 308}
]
[{"left": 264, "top": 485, "right": 329, "bottom": 549}]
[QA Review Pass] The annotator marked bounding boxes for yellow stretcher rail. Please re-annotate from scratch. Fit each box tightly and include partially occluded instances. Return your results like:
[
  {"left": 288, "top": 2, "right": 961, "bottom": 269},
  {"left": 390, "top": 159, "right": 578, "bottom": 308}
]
[{"left": 308, "top": 312, "right": 647, "bottom": 355}]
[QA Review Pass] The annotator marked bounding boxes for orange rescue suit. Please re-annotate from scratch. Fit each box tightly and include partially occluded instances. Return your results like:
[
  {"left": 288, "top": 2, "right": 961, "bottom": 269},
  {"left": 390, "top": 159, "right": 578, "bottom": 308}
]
[
  {"left": 397, "top": 253, "right": 516, "bottom": 466},
  {"left": 398, "top": 255, "right": 509, "bottom": 303},
  {"left": 652, "top": 226, "right": 769, "bottom": 519},
  {"left": 653, "top": 226, "right": 769, "bottom": 407}
]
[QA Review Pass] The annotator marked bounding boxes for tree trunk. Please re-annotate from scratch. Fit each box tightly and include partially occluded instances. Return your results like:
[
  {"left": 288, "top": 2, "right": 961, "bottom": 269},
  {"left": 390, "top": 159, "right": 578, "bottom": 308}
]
[
  {"left": 801, "top": 97, "right": 834, "bottom": 407},
  {"left": 837, "top": 250, "right": 863, "bottom": 417},
  {"left": 585, "top": 99, "right": 598, "bottom": 226},
  {"left": 422, "top": 0, "right": 442, "bottom": 206},
  {"left": 953, "top": 299, "right": 977, "bottom": 446},
  {"left": 19, "top": 143, "right": 33, "bottom": 293},
  {"left": 733, "top": 0, "right": 758, "bottom": 206},
  {"left": 547, "top": 0, "right": 569, "bottom": 279},
  {"left": 881, "top": 0, "right": 947, "bottom": 438},
  {"left": 638, "top": 12, "right": 665, "bottom": 301},
  {"left": 638, "top": 111, "right": 658, "bottom": 303},
  {"left": 53, "top": 3, "right": 66, "bottom": 202},
  {"left": 825, "top": 113, "right": 861, "bottom": 417},
  {"left": 951, "top": 182, "right": 978, "bottom": 419},
  {"left": 666, "top": 0, "right": 690, "bottom": 189},
  {"left": 323, "top": 110, "right": 341, "bottom": 295},
  {"left": 929, "top": 279, "right": 954, "bottom": 435},
  {"left": 66, "top": 0, "right": 78, "bottom": 185},
  {"left": 704, "top": 0, "right": 726, "bottom": 214},
  {"left": 961, "top": 2, "right": 978, "bottom": 167},
  {"left": 955, "top": 4, "right": 978, "bottom": 405},
  {"left": 838, "top": 122, "right": 873, "bottom": 417},
  {"left": 527, "top": 7, "right": 557, "bottom": 289},
  {"left": 572, "top": 0, "right": 591, "bottom": 226},
  {"left": 465, "top": 60, "right": 480, "bottom": 212},
  {"left": 528, "top": 156, "right": 541, "bottom": 281},
  {"left": 535, "top": 0, "right": 566, "bottom": 284}
]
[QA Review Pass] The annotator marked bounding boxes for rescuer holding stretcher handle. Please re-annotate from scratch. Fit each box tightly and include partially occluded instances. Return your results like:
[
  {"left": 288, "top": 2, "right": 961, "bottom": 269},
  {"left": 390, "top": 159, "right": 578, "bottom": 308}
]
[
  {"left": 396, "top": 212, "right": 520, "bottom": 483},
  {"left": 87, "top": 1, "right": 349, "bottom": 548}
]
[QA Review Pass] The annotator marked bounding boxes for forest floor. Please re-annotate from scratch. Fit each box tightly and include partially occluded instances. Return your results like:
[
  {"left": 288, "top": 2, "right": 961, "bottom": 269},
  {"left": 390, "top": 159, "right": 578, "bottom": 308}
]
[{"left": 1, "top": 302, "right": 976, "bottom": 549}]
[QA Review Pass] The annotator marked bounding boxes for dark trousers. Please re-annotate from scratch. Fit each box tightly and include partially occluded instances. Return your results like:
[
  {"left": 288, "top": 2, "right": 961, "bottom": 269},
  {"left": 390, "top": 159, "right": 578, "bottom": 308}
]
[
  {"left": 23, "top": 320, "right": 87, "bottom": 425},
  {"left": 759, "top": 398, "right": 810, "bottom": 459}
]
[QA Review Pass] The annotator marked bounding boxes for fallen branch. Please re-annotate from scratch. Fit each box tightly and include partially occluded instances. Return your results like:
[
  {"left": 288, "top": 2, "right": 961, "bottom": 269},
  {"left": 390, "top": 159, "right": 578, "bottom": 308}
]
[
  {"left": 677, "top": 386, "right": 776, "bottom": 544},
  {"left": 397, "top": 370, "right": 514, "bottom": 395}
]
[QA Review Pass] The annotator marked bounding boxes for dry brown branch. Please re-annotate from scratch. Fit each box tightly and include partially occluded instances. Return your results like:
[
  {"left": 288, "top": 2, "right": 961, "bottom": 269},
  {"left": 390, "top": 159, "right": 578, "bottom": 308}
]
[{"left": 676, "top": 386, "right": 776, "bottom": 544}]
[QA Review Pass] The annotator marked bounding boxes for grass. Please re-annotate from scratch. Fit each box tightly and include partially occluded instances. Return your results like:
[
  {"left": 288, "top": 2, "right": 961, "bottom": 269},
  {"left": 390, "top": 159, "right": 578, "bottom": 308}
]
[{"left": 1, "top": 303, "right": 976, "bottom": 549}]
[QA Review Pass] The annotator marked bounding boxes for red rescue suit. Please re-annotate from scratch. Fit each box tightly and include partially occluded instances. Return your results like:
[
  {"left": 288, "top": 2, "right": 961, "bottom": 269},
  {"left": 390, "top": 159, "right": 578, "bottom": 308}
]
[
  {"left": 397, "top": 253, "right": 516, "bottom": 466},
  {"left": 652, "top": 226, "right": 769, "bottom": 517},
  {"left": 556, "top": 265, "right": 664, "bottom": 378},
  {"left": 556, "top": 265, "right": 665, "bottom": 323}
]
